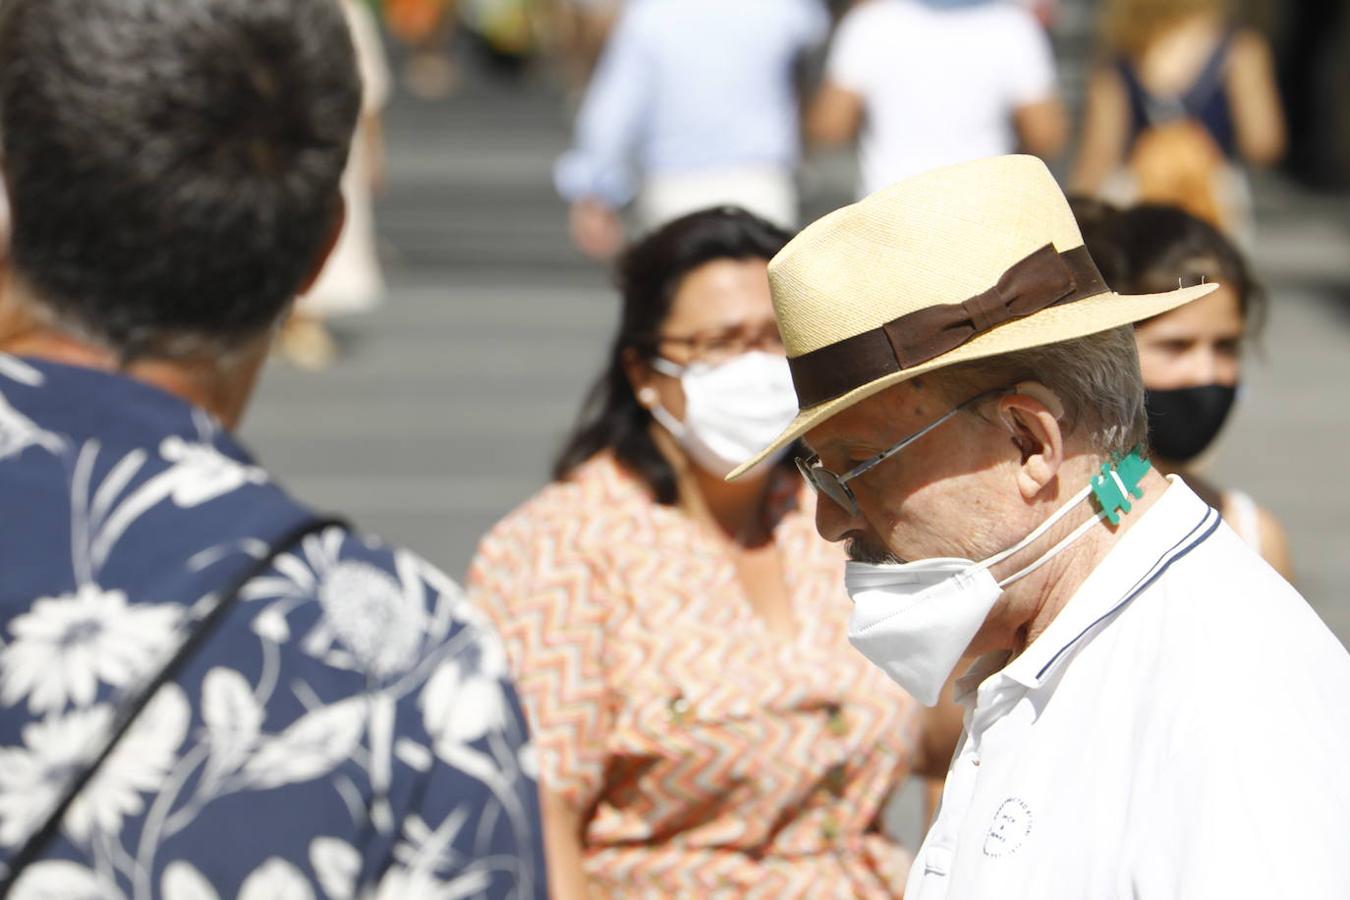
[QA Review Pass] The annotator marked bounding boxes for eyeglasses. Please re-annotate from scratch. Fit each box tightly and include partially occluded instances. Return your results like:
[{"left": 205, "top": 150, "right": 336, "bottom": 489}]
[
  {"left": 652, "top": 325, "right": 785, "bottom": 365},
  {"left": 795, "top": 387, "right": 1013, "bottom": 517}
]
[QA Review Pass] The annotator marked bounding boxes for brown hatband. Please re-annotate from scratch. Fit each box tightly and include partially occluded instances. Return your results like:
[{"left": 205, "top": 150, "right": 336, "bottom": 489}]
[{"left": 787, "top": 243, "right": 1108, "bottom": 408}]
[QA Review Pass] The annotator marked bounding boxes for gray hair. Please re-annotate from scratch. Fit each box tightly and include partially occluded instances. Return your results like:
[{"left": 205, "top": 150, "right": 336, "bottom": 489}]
[{"left": 939, "top": 325, "right": 1148, "bottom": 457}]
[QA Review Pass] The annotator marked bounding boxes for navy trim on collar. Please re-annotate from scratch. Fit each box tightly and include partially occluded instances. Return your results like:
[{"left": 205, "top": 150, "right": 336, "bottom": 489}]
[{"left": 1034, "top": 505, "right": 1223, "bottom": 682}]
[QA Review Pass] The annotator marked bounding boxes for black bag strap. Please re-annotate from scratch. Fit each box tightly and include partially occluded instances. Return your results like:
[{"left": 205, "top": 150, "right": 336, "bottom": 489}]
[{"left": 0, "top": 515, "right": 347, "bottom": 895}]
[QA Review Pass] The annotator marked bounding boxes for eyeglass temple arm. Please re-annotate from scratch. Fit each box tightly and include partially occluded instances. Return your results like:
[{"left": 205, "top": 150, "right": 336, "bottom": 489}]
[{"left": 837, "top": 388, "right": 1012, "bottom": 486}]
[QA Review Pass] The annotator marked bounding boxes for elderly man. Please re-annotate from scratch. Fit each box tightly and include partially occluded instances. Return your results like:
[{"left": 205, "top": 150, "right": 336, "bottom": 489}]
[
  {"left": 0, "top": 0, "right": 542, "bottom": 895},
  {"left": 730, "top": 155, "right": 1350, "bottom": 898}
]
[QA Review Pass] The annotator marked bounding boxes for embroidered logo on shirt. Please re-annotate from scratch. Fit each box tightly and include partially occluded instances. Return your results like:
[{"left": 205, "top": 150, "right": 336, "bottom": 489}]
[{"left": 983, "top": 798, "right": 1033, "bottom": 857}]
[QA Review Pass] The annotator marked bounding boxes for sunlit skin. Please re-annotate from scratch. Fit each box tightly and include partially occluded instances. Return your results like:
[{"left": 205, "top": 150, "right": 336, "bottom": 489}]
[
  {"left": 1135, "top": 284, "right": 1243, "bottom": 391},
  {"left": 804, "top": 377, "right": 1171, "bottom": 658}
]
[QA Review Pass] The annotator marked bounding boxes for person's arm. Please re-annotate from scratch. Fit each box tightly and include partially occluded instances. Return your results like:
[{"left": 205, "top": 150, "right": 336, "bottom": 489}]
[
  {"left": 806, "top": 5, "right": 873, "bottom": 150},
  {"left": 1013, "top": 97, "right": 1069, "bottom": 160},
  {"left": 807, "top": 82, "right": 865, "bottom": 147},
  {"left": 1004, "top": 9, "right": 1066, "bottom": 164},
  {"left": 1225, "top": 29, "right": 1286, "bottom": 168},
  {"left": 540, "top": 788, "right": 594, "bottom": 900},
  {"left": 1070, "top": 66, "right": 1131, "bottom": 194},
  {"left": 554, "top": 9, "right": 652, "bottom": 259}
]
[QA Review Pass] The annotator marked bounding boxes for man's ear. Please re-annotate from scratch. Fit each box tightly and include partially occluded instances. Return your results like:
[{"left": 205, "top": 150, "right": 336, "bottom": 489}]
[
  {"left": 296, "top": 195, "right": 346, "bottom": 297},
  {"left": 997, "top": 382, "right": 1065, "bottom": 501}
]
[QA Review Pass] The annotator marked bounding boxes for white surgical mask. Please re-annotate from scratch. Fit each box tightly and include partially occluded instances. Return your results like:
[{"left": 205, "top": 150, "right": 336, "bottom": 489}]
[
  {"left": 648, "top": 351, "right": 798, "bottom": 479},
  {"left": 845, "top": 481, "right": 1105, "bottom": 706}
]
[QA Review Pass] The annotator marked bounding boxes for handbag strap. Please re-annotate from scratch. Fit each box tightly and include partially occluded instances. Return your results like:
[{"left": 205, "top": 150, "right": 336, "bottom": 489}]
[{"left": 0, "top": 515, "right": 347, "bottom": 895}]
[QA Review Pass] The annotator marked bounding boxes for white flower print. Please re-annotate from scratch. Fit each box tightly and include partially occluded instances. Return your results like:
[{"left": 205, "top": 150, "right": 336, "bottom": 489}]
[
  {"left": 238, "top": 858, "right": 314, "bottom": 900},
  {"left": 518, "top": 742, "right": 539, "bottom": 781},
  {"left": 0, "top": 390, "right": 62, "bottom": 461},
  {"left": 158, "top": 436, "right": 266, "bottom": 507},
  {"left": 162, "top": 861, "right": 218, "bottom": 900},
  {"left": 0, "top": 685, "right": 188, "bottom": 847},
  {"left": 200, "top": 667, "right": 264, "bottom": 781},
  {"left": 309, "top": 836, "right": 361, "bottom": 900},
  {"left": 0, "top": 354, "right": 44, "bottom": 388},
  {"left": 243, "top": 697, "right": 366, "bottom": 790},
  {"left": 9, "top": 860, "right": 111, "bottom": 900},
  {"left": 305, "top": 560, "right": 426, "bottom": 679},
  {"left": 420, "top": 638, "right": 509, "bottom": 753},
  {"left": 0, "top": 585, "right": 181, "bottom": 714},
  {"left": 373, "top": 867, "right": 490, "bottom": 900}
]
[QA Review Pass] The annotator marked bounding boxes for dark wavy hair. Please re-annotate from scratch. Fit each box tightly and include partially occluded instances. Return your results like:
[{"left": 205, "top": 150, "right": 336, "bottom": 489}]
[
  {"left": 0, "top": 0, "right": 360, "bottom": 359},
  {"left": 1072, "top": 199, "right": 1267, "bottom": 339},
  {"left": 553, "top": 207, "right": 793, "bottom": 504}
]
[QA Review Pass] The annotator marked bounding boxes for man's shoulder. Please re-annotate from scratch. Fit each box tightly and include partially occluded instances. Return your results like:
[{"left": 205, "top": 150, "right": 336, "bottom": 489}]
[
  {"left": 247, "top": 523, "right": 497, "bottom": 670},
  {"left": 1131, "top": 521, "right": 1350, "bottom": 719}
]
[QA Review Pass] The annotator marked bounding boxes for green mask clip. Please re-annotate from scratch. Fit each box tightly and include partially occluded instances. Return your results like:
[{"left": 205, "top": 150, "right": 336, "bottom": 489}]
[{"left": 1090, "top": 445, "right": 1151, "bottom": 526}]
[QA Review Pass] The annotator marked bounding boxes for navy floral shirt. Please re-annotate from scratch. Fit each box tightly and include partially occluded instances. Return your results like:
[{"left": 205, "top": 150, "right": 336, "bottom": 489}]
[{"left": 0, "top": 355, "right": 545, "bottom": 899}]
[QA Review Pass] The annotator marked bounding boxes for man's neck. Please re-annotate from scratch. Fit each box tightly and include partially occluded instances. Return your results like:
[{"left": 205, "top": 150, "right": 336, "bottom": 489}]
[
  {"left": 996, "top": 467, "right": 1172, "bottom": 656},
  {"left": 0, "top": 281, "right": 268, "bottom": 430}
]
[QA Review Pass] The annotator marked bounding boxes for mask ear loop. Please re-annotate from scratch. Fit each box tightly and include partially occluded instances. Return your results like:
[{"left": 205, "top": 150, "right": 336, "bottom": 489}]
[
  {"left": 996, "top": 511, "right": 1105, "bottom": 588},
  {"left": 968, "top": 481, "right": 1104, "bottom": 587},
  {"left": 650, "top": 357, "right": 686, "bottom": 378}
]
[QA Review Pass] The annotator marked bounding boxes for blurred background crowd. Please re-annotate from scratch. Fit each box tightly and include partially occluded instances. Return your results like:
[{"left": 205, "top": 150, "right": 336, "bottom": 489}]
[
  {"left": 244, "top": 0, "right": 1348, "bottom": 627},
  {"left": 236, "top": 0, "right": 1350, "bottom": 864},
  {"left": 1, "top": 0, "right": 1347, "bottom": 892}
]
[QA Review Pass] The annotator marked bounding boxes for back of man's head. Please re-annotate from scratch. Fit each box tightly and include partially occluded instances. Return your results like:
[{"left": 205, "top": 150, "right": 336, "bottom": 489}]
[{"left": 0, "top": 0, "right": 361, "bottom": 359}]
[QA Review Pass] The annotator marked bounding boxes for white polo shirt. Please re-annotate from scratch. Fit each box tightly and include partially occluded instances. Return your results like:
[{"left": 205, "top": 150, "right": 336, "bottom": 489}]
[{"left": 906, "top": 478, "right": 1350, "bottom": 899}]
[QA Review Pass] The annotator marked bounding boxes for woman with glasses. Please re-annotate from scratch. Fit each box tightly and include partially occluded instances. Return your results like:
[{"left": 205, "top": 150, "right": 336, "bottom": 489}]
[{"left": 469, "top": 208, "right": 955, "bottom": 897}]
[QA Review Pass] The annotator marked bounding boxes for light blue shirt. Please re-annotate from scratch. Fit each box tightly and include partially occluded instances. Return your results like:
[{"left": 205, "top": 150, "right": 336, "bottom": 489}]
[{"left": 555, "top": 0, "right": 829, "bottom": 208}]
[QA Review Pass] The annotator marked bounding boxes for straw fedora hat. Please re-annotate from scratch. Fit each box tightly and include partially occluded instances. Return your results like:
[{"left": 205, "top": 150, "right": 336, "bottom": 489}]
[{"left": 726, "top": 154, "right": 1218, "bottom": 481}]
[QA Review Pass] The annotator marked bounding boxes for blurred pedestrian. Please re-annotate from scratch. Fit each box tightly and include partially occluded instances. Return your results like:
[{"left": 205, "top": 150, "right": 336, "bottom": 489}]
[
  {"left": 551, "top": 0, "right": 623, "bottom": 93},
  {"left": 282, "top": 0, "right": 392, "bottom": 370},
  {"left": 0, "top": 0, "right": 544, "bottom": 894},
  {"left": 1071, "top": 0, "right": 1286, "bottom": 241},
  {"left": 809, "top": 0, "right": 1066, "bottom": 198},
  {"left": 1075, "top": 200, "right": 1293, "bottom": 580},
  {"left": 555, "top": 0, "right": 828, "bottom": 260},
  {"left": 731, "top": 154, "right": 1350, "bottom": 898},
  {"left": 387, "top": 0, "right": 462, "bottom": 99},
  {"left": 470, "top": 208, "right": 960, "bottom": 897}
]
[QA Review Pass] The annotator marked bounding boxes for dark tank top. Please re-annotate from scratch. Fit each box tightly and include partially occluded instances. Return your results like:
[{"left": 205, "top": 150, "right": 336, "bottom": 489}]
[{"left": 1118, "top": 28, "right": 1238, "bottom": 159}]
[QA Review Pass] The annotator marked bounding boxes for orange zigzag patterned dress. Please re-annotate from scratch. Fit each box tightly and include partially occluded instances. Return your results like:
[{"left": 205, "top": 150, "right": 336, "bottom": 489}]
[{"left": 469, "top": 454, "right": 922, "bottom": 897}]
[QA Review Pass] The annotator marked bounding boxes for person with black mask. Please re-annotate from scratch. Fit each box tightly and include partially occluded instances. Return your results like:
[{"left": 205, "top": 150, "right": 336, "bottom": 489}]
[{"left": 1075, "top": 200, "right": 1293, "bottom": 581}]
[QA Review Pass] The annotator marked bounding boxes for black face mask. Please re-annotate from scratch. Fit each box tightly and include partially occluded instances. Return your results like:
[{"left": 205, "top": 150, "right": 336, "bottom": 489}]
[{"left": 1145, "top": 384, "right": 1238, "bottom": 463}]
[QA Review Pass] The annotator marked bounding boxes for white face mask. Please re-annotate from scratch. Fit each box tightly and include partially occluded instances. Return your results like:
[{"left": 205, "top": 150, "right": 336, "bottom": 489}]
[
  {"left": 647, "top": 351, "right": 799, "bottom": 479},
  {"left": 845, "top": 481, "right": 1105, "bottom": 706}
]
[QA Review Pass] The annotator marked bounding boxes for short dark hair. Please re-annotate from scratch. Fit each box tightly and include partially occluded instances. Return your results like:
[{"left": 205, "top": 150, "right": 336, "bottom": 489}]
[
  {"left": 1073, "top": 200, "right": 1267, "bottom": 340},
  {"left": 553, "top": 207, "right": 793, "bottom": 503},
  {"left": 0, "top": 0, "right": 362, "bottom": 359}
]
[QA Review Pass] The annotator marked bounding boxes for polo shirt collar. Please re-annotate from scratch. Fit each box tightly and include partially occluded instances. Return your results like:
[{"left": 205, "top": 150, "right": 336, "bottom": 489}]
[{"left": 963, "top": 476, "right": 1221, "bottom": 706}]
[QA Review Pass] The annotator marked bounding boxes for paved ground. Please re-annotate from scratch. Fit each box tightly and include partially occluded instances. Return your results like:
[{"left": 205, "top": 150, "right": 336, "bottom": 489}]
[{"left": 242, "top": 67, "right": 1350, "bottom": 644}]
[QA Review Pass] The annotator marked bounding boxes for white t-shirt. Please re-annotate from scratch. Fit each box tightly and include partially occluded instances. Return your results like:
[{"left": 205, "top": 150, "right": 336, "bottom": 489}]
[
  {"left": 826, "top": 0, "right": 1057, "bottom": 196},
  {"left": 906, "top": 478, "right": 1350, "bottom": 899}
]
